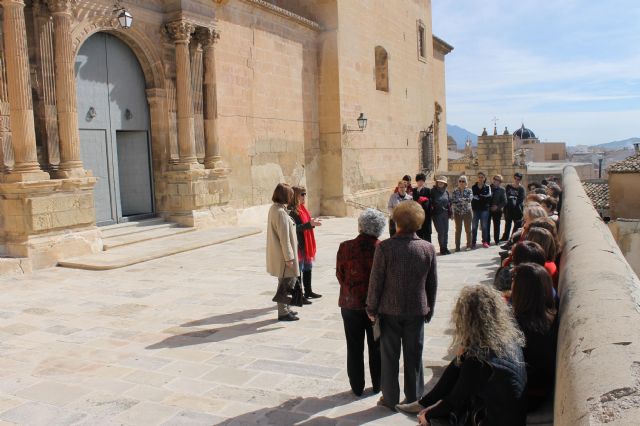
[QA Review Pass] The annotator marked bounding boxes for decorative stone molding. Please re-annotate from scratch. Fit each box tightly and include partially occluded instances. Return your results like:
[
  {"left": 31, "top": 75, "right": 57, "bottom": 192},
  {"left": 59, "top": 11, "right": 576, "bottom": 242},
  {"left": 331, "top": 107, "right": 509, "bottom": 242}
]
[
  {"left": 46, "top": 0, "right": 77, "bottom": 15},
  {"left": 165, "top": 20, "right": 195, "bottom": 43},
  {"left": 241, "top": 0, "right": 321, "bottom": 31},
  {"left": 195, "top": 26, "right": 219, "bottom": 47}
]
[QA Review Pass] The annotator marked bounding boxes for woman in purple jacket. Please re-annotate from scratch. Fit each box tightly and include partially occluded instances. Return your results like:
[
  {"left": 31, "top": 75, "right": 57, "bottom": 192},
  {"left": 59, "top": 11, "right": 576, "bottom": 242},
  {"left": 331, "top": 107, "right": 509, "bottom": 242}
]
[{"left": 366, "top": 201, "right": 438, "bottom": 410}]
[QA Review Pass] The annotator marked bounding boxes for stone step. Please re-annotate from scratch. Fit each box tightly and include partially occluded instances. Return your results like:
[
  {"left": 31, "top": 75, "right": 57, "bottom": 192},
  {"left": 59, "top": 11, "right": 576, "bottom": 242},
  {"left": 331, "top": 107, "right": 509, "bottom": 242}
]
[
  {"left": 58, "top": 227, "right": 262, "bottom": 270},
  {"left": 100, "top": 218, "right": 168, "bottom": 238},
  {"left": 102, "top": 226, "right": 196, "bottom": 250}
]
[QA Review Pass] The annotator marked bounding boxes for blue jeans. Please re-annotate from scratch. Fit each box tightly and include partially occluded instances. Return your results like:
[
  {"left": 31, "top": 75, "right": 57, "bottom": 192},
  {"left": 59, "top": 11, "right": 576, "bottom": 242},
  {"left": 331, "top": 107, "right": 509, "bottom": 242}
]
[{"left": 472, "top": 209, "right": 490, "bottom": 245}]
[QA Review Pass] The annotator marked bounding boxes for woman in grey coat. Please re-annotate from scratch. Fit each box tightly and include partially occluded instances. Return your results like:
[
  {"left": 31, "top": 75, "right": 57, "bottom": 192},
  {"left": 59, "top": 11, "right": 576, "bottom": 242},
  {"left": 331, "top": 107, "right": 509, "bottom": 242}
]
[{"left": 431, "top": 176, "right": 452, "bottom": 255}]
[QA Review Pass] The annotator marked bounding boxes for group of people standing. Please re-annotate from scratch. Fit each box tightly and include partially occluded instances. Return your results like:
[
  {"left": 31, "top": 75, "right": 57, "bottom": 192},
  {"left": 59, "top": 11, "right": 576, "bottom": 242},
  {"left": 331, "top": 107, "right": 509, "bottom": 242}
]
[
  {"left": 265, "top": 175, "right": 563, "bottom": 425},
  {"left": 389, "top": 172, "right": 528, "bottom": 255},
  {"left": 266, "top": 183, "right": 323, "bottom": 321}
]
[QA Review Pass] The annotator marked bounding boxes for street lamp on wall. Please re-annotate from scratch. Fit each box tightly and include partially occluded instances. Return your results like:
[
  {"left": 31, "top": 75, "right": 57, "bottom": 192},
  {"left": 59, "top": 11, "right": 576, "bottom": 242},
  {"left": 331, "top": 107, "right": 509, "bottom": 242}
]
[
  {"left": 114, "top": 1, "right": 133, "bottom": 29},
  {"left": 343, "top": 113, "right": 368, "bottom": 133}
]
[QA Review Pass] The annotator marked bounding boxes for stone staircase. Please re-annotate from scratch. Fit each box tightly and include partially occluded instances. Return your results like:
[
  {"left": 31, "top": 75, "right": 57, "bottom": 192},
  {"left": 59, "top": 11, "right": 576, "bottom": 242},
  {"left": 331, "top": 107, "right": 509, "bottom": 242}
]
[{"left": 58, "top": 218, "right": 261, "bottom": 271}]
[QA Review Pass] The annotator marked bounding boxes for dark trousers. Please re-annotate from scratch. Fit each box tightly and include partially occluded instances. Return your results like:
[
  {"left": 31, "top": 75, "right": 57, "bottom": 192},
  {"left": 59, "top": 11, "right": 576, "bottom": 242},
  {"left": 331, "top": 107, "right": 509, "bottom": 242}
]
[
  {"left": 503, "top": 214, "right": 523, "bottom": 239},
  {"left": 471, "top": 209, "right": 490, "bottom": 245},
  {"left": 432, "top": 213, "right": 449, "bottom": 252},
  {"left": 341, "top": 308, "right": 381, "bottom": 395},
  {"left": 491, "top": 210, "right": 503, "bottom": 244},
  {"left": 380, "top": 314, "right": 425, "bottom": 406}
]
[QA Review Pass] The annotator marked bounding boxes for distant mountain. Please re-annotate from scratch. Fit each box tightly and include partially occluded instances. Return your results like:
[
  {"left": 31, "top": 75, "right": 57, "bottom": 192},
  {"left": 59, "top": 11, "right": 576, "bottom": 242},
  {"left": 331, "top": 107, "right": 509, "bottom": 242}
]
[
  {"left": 593, "top": 137, "right": 640, "bottom": 151},
  {"left": 447, "top": 124, "right": 478, "bottom": 149}
]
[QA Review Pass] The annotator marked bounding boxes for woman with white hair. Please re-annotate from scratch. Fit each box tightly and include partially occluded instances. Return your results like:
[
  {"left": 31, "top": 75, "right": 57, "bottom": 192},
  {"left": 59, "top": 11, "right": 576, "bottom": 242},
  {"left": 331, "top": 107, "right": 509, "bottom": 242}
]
[
  {"left": 397, "top": 285, "right": 527, "bottom": 425},
  {"left": 336, "top": 209, "right": 386, "bottom": 396}
]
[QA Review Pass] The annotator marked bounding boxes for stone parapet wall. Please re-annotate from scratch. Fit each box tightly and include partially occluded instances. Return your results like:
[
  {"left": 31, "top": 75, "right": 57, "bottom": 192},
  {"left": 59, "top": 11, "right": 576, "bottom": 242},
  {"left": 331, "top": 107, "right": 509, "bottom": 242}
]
[{"left": 555, "top": 166, "right": 640, "bottom": 425}]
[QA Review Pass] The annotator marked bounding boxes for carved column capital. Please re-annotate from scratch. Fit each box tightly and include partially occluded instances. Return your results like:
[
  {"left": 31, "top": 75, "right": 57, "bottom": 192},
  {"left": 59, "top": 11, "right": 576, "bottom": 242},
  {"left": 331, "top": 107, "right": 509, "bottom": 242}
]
[
  {"left": 166, "top": 20, "right": 195, "bottom": 43},
  {"left": 0, "top": 0, "right": 26, "bottom": 7},
  {"left": 45, "top": 0, "right": 76, "bottom": 15},
  {"left": 196, "top": 27, "right": 220, "bottom": 47}
]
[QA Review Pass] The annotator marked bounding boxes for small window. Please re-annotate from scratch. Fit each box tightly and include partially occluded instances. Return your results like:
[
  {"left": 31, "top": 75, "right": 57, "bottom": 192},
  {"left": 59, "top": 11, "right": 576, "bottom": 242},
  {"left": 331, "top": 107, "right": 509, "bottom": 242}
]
[
  {"left": 375, "top": 46, "right": 389, "bottom": 92},
  {"left": 417, "top": 20, "right": 426, "bottom": 61},
  {"left": 551, "top": 153, "right": 560, "bottom": 160}
]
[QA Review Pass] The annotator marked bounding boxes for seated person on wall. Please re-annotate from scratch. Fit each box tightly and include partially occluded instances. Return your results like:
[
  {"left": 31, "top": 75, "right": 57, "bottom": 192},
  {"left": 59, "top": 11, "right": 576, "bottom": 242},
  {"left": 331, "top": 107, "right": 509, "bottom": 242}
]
[
  {"left": 501, "top": 203, "right": 548, "bottom": 256},
  {"left": 511, "top": 263, "right": 558, "bottom": 411},
  {"left": 397, "top": 285, "right": 527, "bottom": 426},
  {"left": 336, "top": 208, "right": 386, "bottom": 397},
  {"left": 524, "top": 227, "right": 559, "bottom": 290}
]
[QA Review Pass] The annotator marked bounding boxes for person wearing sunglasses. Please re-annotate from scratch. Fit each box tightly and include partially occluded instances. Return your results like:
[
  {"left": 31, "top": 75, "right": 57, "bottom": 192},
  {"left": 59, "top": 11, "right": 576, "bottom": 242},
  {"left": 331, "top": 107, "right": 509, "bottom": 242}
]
[{"left": 289, "top": 186, "right": 323, "bottom": 300}]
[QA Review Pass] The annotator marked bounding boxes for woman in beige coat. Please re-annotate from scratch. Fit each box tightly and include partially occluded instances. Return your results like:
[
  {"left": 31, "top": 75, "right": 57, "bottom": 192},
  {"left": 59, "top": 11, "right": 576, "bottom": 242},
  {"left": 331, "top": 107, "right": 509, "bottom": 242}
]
[{"left": 266, "top": 183, "right": 301, "bottom": 321}]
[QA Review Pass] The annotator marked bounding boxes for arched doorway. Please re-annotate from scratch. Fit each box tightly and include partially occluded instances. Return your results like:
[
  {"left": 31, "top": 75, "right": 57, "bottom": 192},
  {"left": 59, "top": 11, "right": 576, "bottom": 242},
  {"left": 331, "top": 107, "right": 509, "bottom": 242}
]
[{"left": 76, "top": 32, "right": 154, "bottom": 226}]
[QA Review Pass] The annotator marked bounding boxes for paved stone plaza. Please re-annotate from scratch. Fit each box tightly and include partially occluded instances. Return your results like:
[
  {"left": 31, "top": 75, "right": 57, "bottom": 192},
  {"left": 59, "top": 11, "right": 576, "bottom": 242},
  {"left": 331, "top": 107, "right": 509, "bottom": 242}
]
[{"left": 0, "top": 218, "right": 501, "bottom": 425}]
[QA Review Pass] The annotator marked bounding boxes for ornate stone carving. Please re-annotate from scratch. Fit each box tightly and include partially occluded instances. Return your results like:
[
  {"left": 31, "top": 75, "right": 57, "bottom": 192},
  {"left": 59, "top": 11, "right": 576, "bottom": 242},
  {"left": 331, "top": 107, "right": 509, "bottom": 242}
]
[
  {"left": 166, "top": 20, "right": 195, "bottom": 43},
  {"left": 196, "top": 26, "right": 220, "bottom": 47},
  {"left": 46, "top": 0, "right": 77, "bottom": 15}
]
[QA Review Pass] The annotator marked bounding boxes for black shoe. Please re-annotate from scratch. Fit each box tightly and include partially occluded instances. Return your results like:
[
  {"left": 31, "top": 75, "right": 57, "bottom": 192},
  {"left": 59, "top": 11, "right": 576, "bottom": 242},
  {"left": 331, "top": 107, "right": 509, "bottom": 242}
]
[
  {"left": 455, "top": 248, "right": 461, "bottom": 252},
  {"left": 499, "top": 235, "right": 509, "bottom": 242},
  {"left": 500, "top": 243, "right": 511, "bottom": 250},
  {"left": 445, "top": 249, "right": 452, "bottom": 255},
  {"left": 302, "top": 297, "right": 312, "bottom": 305},
  {"left": 305, "top": 292, "right": 322, "bottom": 299},
  {"left": 372, "top": 385, "right": 380, "bottom": 394},
  {"left": 290, "top": 311, "right": 298, "bottom": 315},
  {"left": 278, "top": 313, "right": 299, "bottom": 321}
]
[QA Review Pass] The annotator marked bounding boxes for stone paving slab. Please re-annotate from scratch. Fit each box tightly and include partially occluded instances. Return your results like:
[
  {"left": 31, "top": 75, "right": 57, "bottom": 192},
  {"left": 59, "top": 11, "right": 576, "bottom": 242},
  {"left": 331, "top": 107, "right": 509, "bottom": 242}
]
[{"left": 0, "top": 217, "right": 510, "bottom": 425}]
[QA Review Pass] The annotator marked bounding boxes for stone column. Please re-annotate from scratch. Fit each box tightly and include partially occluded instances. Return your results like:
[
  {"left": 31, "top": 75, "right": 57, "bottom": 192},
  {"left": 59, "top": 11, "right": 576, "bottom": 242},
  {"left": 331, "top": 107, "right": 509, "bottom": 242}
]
[
  {"left": 166, "top": 20, "right": 201, "bottom": 169},
  {"left": 0, "top": 7, "right": 15, "bottom": 174},
  {"left": 1, "top": 0, "right": 49, "bottom": 181},
  {"left": 48, "top": 0, "right": 84, "bottom": 177},
  {"left": 199, "top": 27, "right": 223, "bottom": 170},
  {"left": 190, "top": 36, "right": 205, "bottom": 162}
]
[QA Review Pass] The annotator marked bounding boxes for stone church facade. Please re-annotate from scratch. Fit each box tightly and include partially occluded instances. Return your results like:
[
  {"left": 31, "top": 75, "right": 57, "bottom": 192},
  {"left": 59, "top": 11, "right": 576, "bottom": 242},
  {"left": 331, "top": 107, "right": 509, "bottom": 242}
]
[{"left": 0, "top": 0, "right": 450, "bottom": 268}]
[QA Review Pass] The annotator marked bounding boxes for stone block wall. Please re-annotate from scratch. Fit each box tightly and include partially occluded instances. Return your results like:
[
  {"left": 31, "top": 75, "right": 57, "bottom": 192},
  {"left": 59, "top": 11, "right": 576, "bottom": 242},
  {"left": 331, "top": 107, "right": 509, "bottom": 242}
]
[{"left": 555, "top": 166, "right": 640, "bottom": 425}]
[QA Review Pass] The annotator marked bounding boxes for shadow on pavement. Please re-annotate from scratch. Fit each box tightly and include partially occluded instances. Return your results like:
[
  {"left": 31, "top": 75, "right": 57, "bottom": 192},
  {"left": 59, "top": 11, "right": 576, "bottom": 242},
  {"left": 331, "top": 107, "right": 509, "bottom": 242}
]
[
  {"left": 181, "top": 307, "right": 276, "bottom": 327},
  {"left": 146, "top": 319, "right": 282, "bottom": 349},
  {"left": 213, "top": 390, "right": 395, "bottom": 426}
]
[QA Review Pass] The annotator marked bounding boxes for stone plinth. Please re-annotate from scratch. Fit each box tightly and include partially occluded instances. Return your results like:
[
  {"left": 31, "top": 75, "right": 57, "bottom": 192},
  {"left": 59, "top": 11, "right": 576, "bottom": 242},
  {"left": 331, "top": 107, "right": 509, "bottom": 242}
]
[
  {"left": 0, "top": 177, "right": 101, "bottom": 268},
  {"left": 158, "top": 169, "right": 236, "bottom": 228}
]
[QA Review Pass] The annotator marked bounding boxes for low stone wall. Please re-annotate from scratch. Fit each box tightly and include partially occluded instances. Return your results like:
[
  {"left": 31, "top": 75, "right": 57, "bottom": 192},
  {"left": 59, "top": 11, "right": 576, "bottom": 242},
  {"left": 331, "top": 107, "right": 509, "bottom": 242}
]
[{"left": 555, "top": 166, "right": 640, "bottom": 425}]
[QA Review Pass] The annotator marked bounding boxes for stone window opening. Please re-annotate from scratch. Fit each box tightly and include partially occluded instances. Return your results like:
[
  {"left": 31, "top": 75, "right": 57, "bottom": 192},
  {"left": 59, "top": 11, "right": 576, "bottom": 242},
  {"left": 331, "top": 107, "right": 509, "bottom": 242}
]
[
  {"left": 417, "top": 20, "right": 427, "bottom": 61},
  {"left": 375, "top": 46, "right": 389, "bottom": 92},
  {"left": 551, "top": 153, "right": 560, "bottom": 160}
]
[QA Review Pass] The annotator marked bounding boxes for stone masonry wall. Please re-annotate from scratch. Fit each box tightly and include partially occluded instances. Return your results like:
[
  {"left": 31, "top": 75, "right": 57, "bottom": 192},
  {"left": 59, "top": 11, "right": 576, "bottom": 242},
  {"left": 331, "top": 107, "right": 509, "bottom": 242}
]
[
  {"left": 214, "top": 1, "right": 321, "bottom": 214},
  {"left": 555, "top": 165, "right": 640, "bottom": 425}
]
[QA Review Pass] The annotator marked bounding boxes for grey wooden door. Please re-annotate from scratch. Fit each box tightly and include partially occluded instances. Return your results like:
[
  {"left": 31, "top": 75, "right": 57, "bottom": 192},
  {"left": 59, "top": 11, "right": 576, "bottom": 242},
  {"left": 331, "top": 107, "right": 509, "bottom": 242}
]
[{"left": 76, "top": 33, "right": 153, "bottom": 225}]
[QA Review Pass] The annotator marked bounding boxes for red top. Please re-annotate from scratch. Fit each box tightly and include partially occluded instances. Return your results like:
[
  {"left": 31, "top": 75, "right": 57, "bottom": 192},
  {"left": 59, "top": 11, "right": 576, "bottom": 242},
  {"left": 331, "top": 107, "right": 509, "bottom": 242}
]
[
  {"left": 336, "top": 234, "right": 380, "bottom": 310},
  {"left": 544, "top": 261, "right": 559, "bottom": 290}
]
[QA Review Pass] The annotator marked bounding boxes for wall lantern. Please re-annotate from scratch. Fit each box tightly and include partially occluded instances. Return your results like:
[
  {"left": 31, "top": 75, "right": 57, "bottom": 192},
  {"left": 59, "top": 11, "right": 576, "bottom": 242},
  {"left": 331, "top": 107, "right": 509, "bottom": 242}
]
[
  {"left": 343, "top": 113, "right": 368, "bottom": 133},
  {"left": 114, "top": 1, "right": 133, "bottom": 29}
]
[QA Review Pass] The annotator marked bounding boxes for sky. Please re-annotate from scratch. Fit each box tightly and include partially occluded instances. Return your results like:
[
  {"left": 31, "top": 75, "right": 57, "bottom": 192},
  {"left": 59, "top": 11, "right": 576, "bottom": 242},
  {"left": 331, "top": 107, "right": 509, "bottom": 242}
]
[{"left": 432, "top": 0, "right": 640, "bottom": 145}]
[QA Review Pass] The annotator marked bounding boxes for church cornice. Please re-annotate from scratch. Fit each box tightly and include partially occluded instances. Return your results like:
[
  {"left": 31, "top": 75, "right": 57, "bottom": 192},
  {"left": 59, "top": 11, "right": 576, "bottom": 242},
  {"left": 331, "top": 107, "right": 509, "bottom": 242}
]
[
  {"left": 433, "top": 35, "right": 453, "bottom": 55},
  {"left": 238, "top": 0, "right": 321, "bottom": 31}
]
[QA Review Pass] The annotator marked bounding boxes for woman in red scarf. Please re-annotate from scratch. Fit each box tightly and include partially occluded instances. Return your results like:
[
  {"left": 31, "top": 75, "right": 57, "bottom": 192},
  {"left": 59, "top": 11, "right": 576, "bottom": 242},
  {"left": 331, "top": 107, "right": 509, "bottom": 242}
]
[{"left": 289, "top": 186, "right": 323, "bottom": 299}]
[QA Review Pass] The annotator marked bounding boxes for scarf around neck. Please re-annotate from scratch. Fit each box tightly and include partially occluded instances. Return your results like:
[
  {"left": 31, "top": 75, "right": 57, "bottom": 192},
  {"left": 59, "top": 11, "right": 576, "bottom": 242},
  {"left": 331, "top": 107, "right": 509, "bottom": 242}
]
[{"left": 298, "top": 204, "right": 316, "bottom": 262}]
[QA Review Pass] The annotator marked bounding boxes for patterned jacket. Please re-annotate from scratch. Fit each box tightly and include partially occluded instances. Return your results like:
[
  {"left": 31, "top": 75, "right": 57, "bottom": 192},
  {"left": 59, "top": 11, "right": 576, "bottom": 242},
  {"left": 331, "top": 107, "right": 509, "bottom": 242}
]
[
  {"left": 451, "top": 187, "right": 473, "bottom": 216},
  {"left": 366, "top": 233, "right": 438, "bottom": 318},
  {"left": 336, "top": 234, "right": 380, "bottom": 310}
]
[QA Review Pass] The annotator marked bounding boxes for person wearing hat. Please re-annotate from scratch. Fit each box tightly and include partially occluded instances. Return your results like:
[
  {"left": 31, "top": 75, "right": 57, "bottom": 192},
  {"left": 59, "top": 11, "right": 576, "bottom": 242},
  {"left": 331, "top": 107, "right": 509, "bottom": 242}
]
[
  {"left": 502, "top": 173, "right": 526, "bottom": 240},
  {"left": 430, "top": 176, "right": 451, "bottom": 255}
]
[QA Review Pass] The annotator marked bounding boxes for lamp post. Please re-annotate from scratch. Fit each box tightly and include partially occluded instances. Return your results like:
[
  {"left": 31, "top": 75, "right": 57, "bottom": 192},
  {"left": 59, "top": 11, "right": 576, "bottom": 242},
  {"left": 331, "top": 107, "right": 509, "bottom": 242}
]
[{"left": 342, "top": 113, "right": 367, "bottom": 133}]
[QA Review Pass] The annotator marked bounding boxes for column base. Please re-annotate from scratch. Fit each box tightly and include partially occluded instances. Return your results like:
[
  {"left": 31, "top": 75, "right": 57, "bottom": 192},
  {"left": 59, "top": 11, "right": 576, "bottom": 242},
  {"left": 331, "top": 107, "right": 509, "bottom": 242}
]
[
  {"left": 2, "top": 170, "right": 50, "bottom": 183},
  {"left": 51, "top": 168, "right": 90, "bottom": 179},
  {"left": 171, "top": 162, "right": 205, "bottom": 171}
]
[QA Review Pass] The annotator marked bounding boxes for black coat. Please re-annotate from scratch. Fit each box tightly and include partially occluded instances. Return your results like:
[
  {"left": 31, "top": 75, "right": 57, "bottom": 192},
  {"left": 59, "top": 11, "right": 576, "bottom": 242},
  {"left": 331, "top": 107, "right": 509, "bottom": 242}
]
[
  {"left": 413, "top": 186, "right": 432, "bottom": 236},
  {"left": 490, "top": 185, "right": 507, "bottom": 211},
  {"left": 471, "top": 183, "right": 492, "bottom": 211},
  {"left": 505, "top": 184, "right": 526, "bottom": 219}
]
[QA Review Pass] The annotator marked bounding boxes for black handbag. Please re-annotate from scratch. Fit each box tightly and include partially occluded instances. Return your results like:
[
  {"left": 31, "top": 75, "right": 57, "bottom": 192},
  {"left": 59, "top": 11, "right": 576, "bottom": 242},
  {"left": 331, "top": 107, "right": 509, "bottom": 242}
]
[{"left": 290, "top": 278, "right": 304, "bottom": 307}]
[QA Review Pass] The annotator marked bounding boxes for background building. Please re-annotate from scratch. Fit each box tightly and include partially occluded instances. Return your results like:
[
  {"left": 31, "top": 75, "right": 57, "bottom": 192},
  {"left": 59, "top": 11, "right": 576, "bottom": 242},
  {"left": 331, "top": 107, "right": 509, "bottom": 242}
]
[{"left": 0, "top": 0, "right": 451, "bottom": 268}]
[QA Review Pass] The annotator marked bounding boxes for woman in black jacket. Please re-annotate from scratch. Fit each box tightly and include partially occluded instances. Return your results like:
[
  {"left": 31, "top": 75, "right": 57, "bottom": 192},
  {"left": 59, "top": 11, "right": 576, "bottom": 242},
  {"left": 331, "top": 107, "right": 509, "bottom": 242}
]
[
  {"left": 397, "top": 285, "right": 527, "bottom": 426},
  {"left": 289, "top": 186, "right": 322, "bottom": 300},
  {"left": 471, "top": 172, "right": 492, "bottom": 248},
  {"left": 490, "top": 174, "right": 507, "bottom": 245},
  {"left": 413, "top": 173, "right": 432, "bottom": 242}
]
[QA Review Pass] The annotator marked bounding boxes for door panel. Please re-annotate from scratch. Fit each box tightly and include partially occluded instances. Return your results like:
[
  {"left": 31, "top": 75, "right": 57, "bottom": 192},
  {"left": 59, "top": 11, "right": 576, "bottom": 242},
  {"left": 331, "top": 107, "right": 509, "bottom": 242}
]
[
  {"left": 75, "top": 32, "right": 153, "bottom": 225},
  {"left": 117, "top": 131, "right": 153, "bottom": 216},
  {"left": 79, "top": 129, "right": 114, "bottom": 224}
]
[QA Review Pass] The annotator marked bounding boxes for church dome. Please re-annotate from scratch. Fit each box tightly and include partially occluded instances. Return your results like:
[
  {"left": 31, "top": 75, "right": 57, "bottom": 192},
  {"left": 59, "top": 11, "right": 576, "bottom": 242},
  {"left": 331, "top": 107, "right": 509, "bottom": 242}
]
[{"left": 513, "top": 124, "right": 536, "bottom": 140}]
